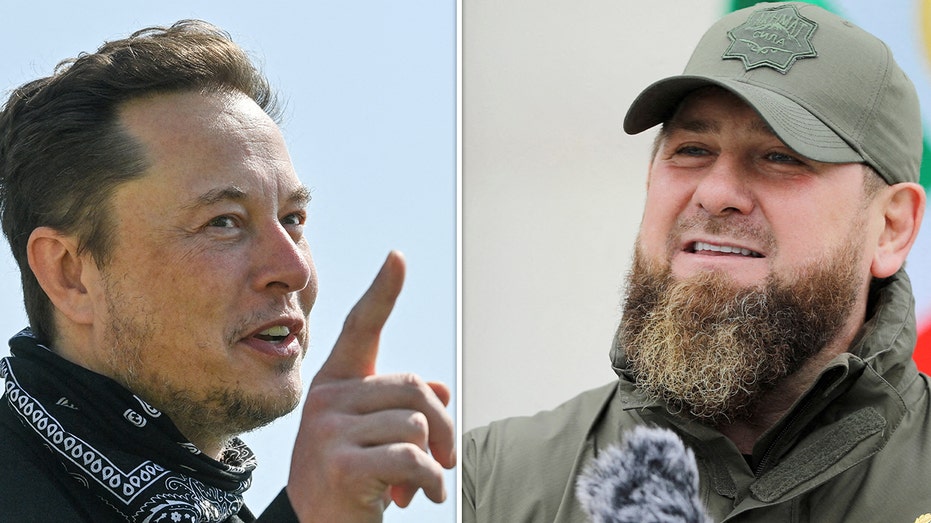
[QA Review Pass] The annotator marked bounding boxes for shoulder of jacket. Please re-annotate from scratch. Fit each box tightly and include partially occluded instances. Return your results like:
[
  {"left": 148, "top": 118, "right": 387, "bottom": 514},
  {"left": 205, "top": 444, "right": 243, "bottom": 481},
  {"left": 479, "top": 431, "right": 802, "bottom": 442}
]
[
  {"left": 0, "top": 398, "right": 102, "bottom": 520},
  {"left": 462, "top": 382, "right": 629, "bottom": 522},
  {"left": 463, "top": 381, "right": 623, "bottom": 486},
  {"left": 466, "top": 382, "right": 618, "bottom": 445}
]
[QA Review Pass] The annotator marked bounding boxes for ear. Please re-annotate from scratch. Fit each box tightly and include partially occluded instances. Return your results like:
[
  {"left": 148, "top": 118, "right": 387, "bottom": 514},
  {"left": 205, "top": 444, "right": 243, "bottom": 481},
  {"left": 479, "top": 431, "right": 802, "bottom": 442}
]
[
  {"left": 26, "top": 227, "right": 96, "bottom": 326},
  {"left": 871, "top": 182, "right": 926, "bottom": 278}
]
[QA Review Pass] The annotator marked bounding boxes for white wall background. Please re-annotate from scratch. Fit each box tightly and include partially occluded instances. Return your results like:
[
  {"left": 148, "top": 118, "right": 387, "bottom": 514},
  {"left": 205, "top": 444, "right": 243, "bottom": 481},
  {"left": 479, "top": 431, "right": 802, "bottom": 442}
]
[{"left": 462, "top": 1, "right": 725, "bottom": 431}]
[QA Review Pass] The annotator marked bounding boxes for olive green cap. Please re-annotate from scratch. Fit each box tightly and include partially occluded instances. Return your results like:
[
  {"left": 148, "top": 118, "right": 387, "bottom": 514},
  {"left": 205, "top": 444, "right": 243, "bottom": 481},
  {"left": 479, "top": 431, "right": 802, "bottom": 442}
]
[{"left": 624, "top": 2, "right": 922, "bottom": 185}]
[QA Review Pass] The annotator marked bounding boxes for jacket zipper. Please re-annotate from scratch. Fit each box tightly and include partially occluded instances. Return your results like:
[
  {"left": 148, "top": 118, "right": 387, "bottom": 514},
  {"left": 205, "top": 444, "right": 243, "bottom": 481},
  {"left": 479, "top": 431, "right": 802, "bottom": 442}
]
[{"left": 754, "top": 394, "right": 815, "bottom": 477}]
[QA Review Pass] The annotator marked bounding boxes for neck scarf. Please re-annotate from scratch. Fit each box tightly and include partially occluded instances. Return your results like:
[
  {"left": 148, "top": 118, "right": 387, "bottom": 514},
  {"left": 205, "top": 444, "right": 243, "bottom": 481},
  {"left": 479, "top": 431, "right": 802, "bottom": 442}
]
[{"left": 0, "top": 329, "right": 256, "bottom": 522}]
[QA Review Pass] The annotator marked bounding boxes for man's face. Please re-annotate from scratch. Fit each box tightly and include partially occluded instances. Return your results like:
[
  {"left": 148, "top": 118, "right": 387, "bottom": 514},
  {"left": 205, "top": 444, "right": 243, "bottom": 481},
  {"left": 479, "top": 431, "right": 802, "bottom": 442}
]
[
  {"left": 622, "top": 87, "right": 879, "bottom": 422},
  {"left": 637, "top": 87, "right": 875, "bottom": 291},
  {"left": 85, "top": 91, "right": 317, "bottom": 442}
]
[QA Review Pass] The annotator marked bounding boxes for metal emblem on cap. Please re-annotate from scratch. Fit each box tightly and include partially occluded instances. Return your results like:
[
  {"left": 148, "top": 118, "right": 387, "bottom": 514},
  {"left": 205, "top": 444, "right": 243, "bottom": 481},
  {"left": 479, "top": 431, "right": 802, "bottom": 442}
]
[{"left": 722, "top": 5, "right": 818, "bottom": 74}]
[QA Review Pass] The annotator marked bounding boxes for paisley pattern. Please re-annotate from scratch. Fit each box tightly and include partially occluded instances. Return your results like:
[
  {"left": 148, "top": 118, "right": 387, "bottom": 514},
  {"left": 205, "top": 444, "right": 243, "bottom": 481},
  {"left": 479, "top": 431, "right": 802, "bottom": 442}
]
[{"left": 0, "top": 329, "right": 255, "bottom": 522}]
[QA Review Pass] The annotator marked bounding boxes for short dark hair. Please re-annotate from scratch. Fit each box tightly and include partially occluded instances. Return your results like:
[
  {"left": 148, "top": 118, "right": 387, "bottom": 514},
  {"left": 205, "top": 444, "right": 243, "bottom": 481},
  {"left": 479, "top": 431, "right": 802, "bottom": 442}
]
[{"left": 0, "top": 20, "right": 279, "bottom": 343}]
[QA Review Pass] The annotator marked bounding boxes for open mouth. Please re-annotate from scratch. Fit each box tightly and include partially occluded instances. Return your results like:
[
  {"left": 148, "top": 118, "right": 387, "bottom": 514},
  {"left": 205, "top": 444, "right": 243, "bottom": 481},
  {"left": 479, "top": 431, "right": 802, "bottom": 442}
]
[
  {"left": 690, "top": 241, "right": 763, "bottom": 258},
  {"left": 254, "top": 325, "right": 291, "bottom": 343}
]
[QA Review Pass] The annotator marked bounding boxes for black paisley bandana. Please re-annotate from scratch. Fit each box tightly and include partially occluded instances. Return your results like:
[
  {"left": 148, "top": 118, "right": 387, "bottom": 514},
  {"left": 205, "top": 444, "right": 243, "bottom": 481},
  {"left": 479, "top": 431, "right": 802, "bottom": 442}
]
[{"left": 0, "top": 329, "right": 257, "bottom": 522}]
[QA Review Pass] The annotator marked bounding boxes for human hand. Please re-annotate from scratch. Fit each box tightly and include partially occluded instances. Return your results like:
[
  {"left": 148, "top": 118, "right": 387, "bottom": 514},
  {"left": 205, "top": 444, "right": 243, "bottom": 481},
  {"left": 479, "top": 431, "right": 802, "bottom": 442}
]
[{"left": 286, "top": 251, "right": 456, "bottom": 522}]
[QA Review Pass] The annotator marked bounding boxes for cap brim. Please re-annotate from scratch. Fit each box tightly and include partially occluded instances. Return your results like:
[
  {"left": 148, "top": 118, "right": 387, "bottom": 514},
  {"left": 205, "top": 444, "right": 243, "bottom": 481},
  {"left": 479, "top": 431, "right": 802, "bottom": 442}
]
[{"left": 623, "top": 76, "right": 864, "bottom": 164}]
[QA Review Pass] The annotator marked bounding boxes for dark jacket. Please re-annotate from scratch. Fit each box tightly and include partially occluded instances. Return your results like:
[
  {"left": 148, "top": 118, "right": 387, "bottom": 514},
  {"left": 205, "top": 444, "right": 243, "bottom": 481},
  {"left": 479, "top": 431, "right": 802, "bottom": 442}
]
[{"left": 464, "top": 270, "right": 931, "bottom": 522}]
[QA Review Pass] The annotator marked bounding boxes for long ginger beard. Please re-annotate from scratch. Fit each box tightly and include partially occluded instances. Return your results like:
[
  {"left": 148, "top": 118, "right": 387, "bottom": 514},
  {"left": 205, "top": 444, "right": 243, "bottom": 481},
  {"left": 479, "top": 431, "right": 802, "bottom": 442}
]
[{"left": 618, "top": 240, "right": 863, "bottom": 425}]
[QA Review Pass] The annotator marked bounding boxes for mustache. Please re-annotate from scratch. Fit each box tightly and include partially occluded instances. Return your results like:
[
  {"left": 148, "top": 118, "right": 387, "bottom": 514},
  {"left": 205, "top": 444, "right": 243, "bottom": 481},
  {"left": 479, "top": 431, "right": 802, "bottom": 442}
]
[
  {"left": 666, "top": 215, "right": 776, "bottom": 257},
  {"left": 225, "top": 301, "right": 309, "bottom": 346}
]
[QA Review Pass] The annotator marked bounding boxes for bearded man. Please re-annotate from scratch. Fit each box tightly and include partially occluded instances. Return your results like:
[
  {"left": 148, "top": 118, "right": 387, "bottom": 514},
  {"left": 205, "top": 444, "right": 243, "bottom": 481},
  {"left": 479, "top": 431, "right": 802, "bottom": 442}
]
[{"left": 463, "top": 3, "right": 929, "bottom": 521}]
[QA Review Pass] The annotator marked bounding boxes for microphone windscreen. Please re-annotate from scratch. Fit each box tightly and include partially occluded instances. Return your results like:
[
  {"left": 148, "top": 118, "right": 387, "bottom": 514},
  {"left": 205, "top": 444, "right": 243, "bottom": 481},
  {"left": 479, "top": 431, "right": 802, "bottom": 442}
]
[{"left": 576, "top": 426, "right": 711, "bottom": 523}]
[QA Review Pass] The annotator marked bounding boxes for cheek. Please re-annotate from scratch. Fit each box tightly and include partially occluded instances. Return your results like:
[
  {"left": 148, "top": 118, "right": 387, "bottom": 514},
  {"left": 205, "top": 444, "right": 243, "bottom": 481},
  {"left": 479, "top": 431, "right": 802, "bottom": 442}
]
[
  {"left": 638, "top": 185, "right": 689, "bottom": 258},
  {"left": 300, "top": 271, "right": 318, "bottom": 314},
  {"left": 766, "top": 220, "right": 866, "bottom": 287},
  {"left": 764, "top": 195, "right": 855, "bottom": 256},
  {"left": 121, "top": 248, "right": 239, "bottom": 326}
]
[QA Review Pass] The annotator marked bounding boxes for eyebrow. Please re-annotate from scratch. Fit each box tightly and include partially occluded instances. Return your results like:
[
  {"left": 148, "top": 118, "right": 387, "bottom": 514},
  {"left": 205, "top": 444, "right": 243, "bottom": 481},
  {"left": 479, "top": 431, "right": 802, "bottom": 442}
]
[
  {"left": 666, "top": 115, "right": 776, "bottom": 137},
  {"left": 666, "top": 117, "right": 719, "bottom": 135},
  {"left": 288, "top": 185, "right": 312, "bottom": 207},
  {"left": 188, "top": 186, "right": 247, "bottom": 209},
  {"left": 183, "top": 184, "right": 312, "bottom": 210}
]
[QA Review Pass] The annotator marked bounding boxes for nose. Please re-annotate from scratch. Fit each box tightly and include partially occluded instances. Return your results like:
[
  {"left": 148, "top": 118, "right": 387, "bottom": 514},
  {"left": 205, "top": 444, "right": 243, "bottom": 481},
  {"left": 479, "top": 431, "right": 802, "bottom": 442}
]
[
  {"left": 692, "top": 154, "right": 754, "bottom": 216},
  {"left": 254, "top": 220, "right": 314, "bottom": 295}
]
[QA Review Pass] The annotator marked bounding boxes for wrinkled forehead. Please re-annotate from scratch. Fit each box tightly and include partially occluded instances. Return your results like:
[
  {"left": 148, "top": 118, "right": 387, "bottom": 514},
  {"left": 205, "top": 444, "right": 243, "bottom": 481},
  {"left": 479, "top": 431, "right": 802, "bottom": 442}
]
[
  {"left": 665, "top": 87, "right": 776, "bottom": 137},
  {"left": 119, "top": 90, "right": 275, "bottom": 151}
]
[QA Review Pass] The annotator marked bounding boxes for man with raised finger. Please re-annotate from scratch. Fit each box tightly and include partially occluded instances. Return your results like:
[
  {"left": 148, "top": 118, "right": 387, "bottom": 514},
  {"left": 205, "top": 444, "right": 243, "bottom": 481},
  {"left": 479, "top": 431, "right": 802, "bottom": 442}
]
[{"left": 0, "top": 20, "right": 454, "bottom": 522}]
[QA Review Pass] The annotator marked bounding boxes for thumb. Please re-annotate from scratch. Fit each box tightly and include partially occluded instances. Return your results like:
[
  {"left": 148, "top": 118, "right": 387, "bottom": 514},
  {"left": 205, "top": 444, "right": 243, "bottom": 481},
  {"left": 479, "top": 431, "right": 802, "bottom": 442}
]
[{"left": 317, "top": 251, "right": 406, "bottom": 380}]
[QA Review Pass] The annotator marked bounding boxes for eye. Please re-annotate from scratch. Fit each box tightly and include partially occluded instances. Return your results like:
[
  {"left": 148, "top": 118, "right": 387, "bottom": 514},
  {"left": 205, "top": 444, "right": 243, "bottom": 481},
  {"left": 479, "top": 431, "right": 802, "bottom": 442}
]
[
  {"left": 664, "top": 142, "right": 716, "bottom": 168},
  {"left": 764, "top": 151, "right": 804, "bottom": 165},
  {"left": 207, "top": 215, "right": 239, "bottom": 228},
  {"left": 675, "top": 145, "right": 711, "bottom": 157},
  {"left": 281, "top": 211, "right": 306, "bottom": 227}
]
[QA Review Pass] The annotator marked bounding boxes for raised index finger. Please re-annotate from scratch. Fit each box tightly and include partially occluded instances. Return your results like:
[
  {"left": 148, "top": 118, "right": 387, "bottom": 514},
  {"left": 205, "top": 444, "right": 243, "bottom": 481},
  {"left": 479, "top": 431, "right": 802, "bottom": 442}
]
[{"left": 317, "top": 251, "right": 406, "bottom": 380}]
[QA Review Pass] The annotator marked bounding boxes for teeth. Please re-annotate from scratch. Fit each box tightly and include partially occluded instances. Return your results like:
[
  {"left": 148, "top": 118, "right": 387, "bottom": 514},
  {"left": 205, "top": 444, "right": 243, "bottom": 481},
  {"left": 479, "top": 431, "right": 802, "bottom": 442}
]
[
  {"left": 259, "top": 325, "right": 290, "bottom": 337},
  {"left": 693, "top": 241, "right": 761, "bottom": 257}
]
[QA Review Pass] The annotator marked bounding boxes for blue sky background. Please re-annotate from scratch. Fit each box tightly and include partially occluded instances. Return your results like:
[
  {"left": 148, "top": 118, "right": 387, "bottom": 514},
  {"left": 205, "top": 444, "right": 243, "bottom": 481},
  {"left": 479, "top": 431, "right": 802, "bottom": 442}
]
[{"left": 0, "top": 1, "right": 457, "bottom": 521}]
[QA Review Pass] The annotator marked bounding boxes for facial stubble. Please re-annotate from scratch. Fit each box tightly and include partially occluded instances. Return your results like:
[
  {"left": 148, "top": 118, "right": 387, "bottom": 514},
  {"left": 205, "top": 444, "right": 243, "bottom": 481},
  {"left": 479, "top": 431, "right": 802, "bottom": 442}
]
[{"left": 100, "top": 276, "right": 303, "bottom": 449}]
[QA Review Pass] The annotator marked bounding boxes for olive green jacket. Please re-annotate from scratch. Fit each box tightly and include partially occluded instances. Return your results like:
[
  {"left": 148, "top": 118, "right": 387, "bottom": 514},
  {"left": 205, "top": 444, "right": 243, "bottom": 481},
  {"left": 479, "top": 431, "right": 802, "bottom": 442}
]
[{"left": 463, "top": 270, "right": 931, "bottom": 522}]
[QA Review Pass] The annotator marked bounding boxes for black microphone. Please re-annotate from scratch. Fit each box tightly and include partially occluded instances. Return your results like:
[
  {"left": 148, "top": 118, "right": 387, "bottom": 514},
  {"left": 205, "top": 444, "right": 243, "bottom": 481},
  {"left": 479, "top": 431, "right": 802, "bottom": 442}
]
[{"left": 576, "top": 426, "right": 711, "bottom": 523}]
